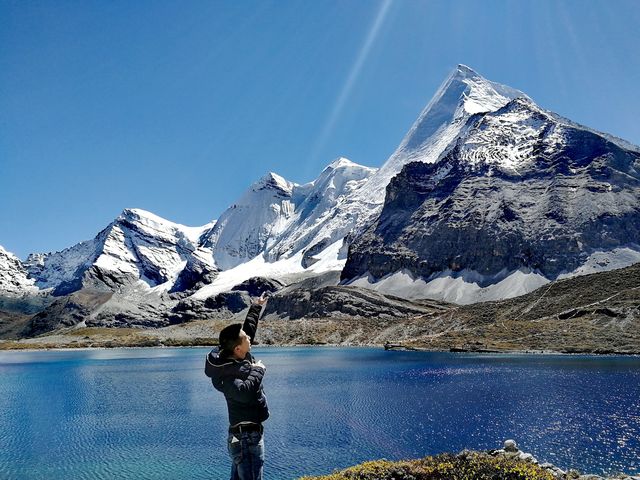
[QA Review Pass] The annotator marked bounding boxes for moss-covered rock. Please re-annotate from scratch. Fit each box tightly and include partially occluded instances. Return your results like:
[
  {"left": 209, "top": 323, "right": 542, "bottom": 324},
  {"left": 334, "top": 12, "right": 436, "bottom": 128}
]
[{"left": 300, "top": 452, "right": 556, "bottom": 480}]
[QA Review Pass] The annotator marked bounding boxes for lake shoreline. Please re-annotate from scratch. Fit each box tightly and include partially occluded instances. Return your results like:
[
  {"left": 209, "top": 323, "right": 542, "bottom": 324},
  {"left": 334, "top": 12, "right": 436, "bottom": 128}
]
[{"left": 1, "top": 339, "right": 639, "bottom": 356}]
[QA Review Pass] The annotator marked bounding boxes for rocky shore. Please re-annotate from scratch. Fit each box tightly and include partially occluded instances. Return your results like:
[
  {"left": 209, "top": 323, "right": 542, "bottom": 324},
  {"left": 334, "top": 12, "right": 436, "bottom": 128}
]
[
  {"left": 489, "top": 440, "right": 638, "bottom": 480},
  {"left": 300, "top": 440, "right": 640, "bottom": 480}
]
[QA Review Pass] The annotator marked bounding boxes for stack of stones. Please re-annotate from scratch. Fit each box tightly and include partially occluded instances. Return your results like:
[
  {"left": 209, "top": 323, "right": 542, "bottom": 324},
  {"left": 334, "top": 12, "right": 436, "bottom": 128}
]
[{"left": 488, "top": 440, "right": 640, "bottom": 480}]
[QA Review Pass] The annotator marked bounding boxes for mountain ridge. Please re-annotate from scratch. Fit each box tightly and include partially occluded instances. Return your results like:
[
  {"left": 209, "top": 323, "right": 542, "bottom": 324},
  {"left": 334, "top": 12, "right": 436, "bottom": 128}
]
[{"left": 1, "top": 64, "right": 639, "bottom": 338}]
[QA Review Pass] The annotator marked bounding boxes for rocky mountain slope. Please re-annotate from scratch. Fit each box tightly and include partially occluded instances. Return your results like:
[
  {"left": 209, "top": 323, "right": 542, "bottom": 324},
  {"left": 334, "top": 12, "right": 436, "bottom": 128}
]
[
  {"left": 410, "top": 261, "right": 640, "bottom": 354},
  {"left": 0, "top": 246, "right": 51, "bottom": 323}
]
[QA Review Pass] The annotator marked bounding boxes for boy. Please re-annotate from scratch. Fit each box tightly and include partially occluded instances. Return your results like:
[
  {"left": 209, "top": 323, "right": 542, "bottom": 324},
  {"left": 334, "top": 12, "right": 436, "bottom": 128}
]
[{"left": 205, "top": 294, "right": 269, "bottom": 480}]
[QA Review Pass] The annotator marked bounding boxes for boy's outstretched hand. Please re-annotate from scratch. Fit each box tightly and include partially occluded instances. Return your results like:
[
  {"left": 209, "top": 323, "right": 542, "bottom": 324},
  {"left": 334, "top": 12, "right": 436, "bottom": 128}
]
[{"left": 255, "top": 292, "right": 269, "bottom": 306}]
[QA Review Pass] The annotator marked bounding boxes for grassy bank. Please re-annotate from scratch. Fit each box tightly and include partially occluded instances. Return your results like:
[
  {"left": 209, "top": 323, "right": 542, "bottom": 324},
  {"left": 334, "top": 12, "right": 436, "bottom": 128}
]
[{"left": 299, "top": 450, "right": 637, "bottom": 480}]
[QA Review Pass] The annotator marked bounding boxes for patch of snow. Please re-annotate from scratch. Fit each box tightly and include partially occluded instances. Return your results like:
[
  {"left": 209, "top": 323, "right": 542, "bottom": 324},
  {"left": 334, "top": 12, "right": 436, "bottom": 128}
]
[
  {"left": 191, "top": 239, "right": 345, "bottom": 299},
  {"left": 94, "top": 253, "right": 137, "bottom": 274},
  {"left": 305, "top": 238, "right": 346, "bottom": 273},
  {"left": 348, "top": 268, "right": 549, "bottom": 305},
  {"left": 458, "top": 98, "right": 560, "bottom": 174},
  {"left": 149, "top": 259, "right": 189, "bottom": 293},
  {"left": 100, "top": 226, "right": 139, "bottom": 267},
  {"left": 327, "top": 157, "right": 359, "bottom": 169},
  {"left": 350, "top": 247, "right": 640, "bottom": 305},
  {"left": 558, "top": 247, "right": 640, "bottom": 279},
  {"left": 180, "top": 221, "right": 216, "bottom": 244},
  {"left": 260, "top": 172, "right": 293, "bottom": 194},
  {"left": 120, "top": 208, "right": 213, "bottom": 245}
]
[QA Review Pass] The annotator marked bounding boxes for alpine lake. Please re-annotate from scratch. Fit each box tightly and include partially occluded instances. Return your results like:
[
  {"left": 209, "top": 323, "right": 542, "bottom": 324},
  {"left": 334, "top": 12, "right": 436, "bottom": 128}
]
[{"left": 1, "top": 347, "right": 638, "bottom": 479}]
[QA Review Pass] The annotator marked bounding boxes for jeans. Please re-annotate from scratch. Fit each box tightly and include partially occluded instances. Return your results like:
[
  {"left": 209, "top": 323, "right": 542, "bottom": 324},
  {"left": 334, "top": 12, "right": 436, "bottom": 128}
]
[{"left": 227, "top": 430, "right": 264, "bottom": 480}]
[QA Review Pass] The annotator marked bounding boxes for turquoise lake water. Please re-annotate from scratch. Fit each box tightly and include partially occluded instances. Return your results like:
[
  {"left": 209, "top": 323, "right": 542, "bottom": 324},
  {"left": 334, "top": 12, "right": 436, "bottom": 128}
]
[{"left": 0, "top": 347, "right": 638, "bottom": 479}]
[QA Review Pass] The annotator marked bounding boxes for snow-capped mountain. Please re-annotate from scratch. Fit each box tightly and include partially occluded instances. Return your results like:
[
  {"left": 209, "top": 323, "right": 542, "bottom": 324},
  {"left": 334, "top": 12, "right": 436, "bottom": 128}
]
[
  {"left": 202, "top": 172, "right": 297, "bottom": 271},
  {"left": 356, "top": 64, "right": 527, "bottom": 201},
  {"left": 263, "top": 157, "right": 376, "bottom": 264},
  {"left": 248, "top": 65, "right": 528, "bottom": 268},
  {"left": 202, "top": 157, "right": 376, "bottom": 270},
  {"left": 0, "top": 245, "right": 38, "bottom": 296},
  {"left": 25, "top": 208, "right": 217, "bottom": 295},
  {"left": 3, "top": 64, "right": 640, "bottom": 325},
  {"left": 201, "top": 65, "right": 640, "bottom": 302},
  {"left": 342, "top": 88, "right": 640, "bottom": 303}
]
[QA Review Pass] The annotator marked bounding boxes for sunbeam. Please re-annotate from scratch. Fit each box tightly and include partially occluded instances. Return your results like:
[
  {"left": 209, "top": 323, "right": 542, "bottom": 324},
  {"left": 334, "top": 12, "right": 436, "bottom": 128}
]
[{"left": 307, "top": 0, "right": 393, "bottom": 167}]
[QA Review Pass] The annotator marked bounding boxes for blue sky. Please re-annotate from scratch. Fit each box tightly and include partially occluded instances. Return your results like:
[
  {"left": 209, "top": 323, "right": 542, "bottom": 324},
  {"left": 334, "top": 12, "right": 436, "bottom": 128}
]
[{"left": 1, "top": 0, "right": 639, "bottom": 259}]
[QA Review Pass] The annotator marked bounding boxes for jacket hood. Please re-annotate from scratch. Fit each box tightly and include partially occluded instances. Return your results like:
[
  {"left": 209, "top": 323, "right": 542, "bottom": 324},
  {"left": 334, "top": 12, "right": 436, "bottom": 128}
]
[{"left": 205, "top": 347, "right": 247, "bottom": 380}]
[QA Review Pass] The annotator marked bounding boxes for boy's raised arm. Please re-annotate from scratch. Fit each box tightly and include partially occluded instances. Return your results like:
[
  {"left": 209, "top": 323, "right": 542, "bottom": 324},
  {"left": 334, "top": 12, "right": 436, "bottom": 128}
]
[{"left": 242, "top": 293, "right": 268, "bottom": 343}]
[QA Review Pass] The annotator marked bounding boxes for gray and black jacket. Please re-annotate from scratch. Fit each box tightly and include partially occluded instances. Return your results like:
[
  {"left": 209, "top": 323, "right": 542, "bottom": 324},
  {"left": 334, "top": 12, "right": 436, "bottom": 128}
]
[{"left": 204, "top": 304, "right": 269, "bottom": 426}]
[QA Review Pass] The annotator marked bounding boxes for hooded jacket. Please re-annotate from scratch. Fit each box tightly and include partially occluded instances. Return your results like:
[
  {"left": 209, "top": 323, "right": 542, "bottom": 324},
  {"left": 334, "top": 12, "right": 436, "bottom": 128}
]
[{"left": 204, "top": 304, "right": 270, "bottom": 426}]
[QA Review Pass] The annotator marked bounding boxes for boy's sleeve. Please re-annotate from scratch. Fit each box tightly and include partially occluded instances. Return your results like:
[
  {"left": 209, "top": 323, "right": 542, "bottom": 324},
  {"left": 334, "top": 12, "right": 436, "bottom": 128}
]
[
  {"left": 242, "top": 304, "right": 263, "bottom": 343},
  {"left": 222, "top": 365, "right": 265, "bottom": 403}
]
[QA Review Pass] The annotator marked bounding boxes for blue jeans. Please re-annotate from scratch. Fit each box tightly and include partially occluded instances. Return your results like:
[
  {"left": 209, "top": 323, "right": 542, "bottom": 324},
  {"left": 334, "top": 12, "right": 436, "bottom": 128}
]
[{"left": 227, "top": 430, "right": 264, "bottom": 480}]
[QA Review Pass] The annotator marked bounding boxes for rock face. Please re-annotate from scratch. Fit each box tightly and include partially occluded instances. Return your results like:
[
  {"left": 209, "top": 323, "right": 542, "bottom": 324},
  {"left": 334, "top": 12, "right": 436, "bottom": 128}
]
[
  {"left": 24, "top": 290, "right": 113, "bottom": 336},
  {"left": 263, "top": 285, "right": 447, "bottom": 320},
  {"left": 21, "top": 285, "right": 178, "bottom": 333},
  {"left": 230, "top": 277, "right": 285, "bottom": 297},
  {"left": 169, "top": 277, "right": 284, "bottom": 323},
  {"left": 167, "top": 279, "right": 443, "bottom": 325},
  {"left": 342, "top": 96, "right": 640, "bottom": 284},
  {"left": 170, "top": 247, "right": 219, "bottom": 294}
]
